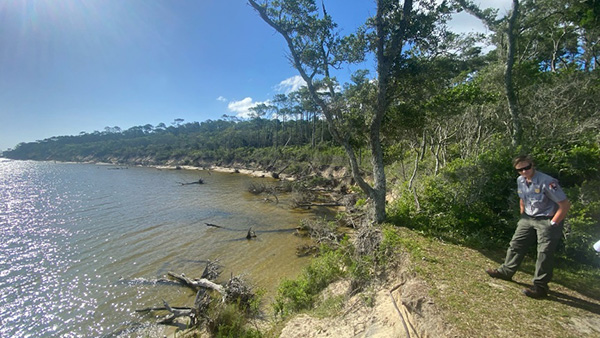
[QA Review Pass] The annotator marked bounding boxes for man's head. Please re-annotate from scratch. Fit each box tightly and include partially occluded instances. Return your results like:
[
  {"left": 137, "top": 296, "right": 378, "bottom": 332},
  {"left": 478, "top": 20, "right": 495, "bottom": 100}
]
[{"left": 513, "top": 155, "right": 535, "bottom": 179}]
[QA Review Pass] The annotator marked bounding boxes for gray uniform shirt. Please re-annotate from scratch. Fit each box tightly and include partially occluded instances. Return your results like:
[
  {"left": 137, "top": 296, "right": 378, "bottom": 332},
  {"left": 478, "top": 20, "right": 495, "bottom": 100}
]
[{"left": 517, "top": 171, "right": 567, "bottom": 217}]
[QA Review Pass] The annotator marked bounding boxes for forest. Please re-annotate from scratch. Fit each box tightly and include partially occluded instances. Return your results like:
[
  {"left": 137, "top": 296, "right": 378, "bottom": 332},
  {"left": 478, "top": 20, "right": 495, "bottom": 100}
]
[{"left": 3, "top": 0, "right": 599, "bottom": 269}]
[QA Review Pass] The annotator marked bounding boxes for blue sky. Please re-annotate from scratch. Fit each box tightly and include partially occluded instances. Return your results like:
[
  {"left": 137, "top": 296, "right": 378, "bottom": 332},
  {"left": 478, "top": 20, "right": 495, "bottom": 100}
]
[{"left": 0, "top": 0, "right": 510, "bottom": 151}]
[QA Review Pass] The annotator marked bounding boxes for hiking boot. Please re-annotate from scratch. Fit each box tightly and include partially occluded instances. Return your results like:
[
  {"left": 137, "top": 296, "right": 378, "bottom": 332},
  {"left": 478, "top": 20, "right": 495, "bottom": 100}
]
[
  {"left": 522, "top": 285, "right": 548, "bottom": 299},
  {"left": 485, "top": 268, "right": 512, "bottom": 281}
]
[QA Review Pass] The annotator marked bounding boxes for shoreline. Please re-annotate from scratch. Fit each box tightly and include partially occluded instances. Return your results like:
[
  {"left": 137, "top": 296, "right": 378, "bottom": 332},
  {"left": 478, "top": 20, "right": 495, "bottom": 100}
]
[
  {"left": 153, "top": 164, "right": 297, "bottom": 180},
  {"left": 3, "top": 158, "right": 351, "bottom": 183}
]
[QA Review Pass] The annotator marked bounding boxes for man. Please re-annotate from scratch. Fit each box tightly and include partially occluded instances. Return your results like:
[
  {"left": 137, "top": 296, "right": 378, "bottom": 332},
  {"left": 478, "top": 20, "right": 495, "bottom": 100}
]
[{"left": 486, "top": 155, "right": 570, "bottom": 298}]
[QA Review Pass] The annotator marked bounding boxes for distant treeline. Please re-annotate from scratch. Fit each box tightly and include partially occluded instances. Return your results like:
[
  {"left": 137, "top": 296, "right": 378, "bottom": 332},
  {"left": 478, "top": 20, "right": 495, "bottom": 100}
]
[{"left": 2, "top": 118, "right": 339, "bottom": 169}]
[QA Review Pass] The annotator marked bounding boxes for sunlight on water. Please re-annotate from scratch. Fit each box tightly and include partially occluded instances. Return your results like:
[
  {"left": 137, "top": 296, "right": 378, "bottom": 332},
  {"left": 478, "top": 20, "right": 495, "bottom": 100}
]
[
  {"left": 0, "top": 160, "right": 82, "bottom": 337},
  {"left": 0, "top": 159, "right": 324, "bottom": 337}
]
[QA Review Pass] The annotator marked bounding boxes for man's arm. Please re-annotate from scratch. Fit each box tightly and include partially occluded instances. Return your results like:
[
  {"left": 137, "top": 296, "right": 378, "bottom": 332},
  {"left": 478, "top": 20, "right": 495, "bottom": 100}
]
[
  {"left": 520, "top": 199, "right": 525, "bottom": 214},
  {"left": 552, "top": 199, "right": 571, "bottom": 224}
]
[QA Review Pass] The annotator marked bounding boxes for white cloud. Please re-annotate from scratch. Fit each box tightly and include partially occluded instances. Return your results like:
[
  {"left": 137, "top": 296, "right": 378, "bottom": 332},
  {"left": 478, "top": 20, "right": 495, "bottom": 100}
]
[
  {"left": 439, "top": 0, "right": 512, "bottom": 53},
  {"left": 275, "top": 75, "right": 307, "bottom": 94},
  {"left": 227, "top": 97, "right": 270, "bottom": 119},
  {"left": 216, "top": 96, "right": 227, "bottom": 102},
  {"left": 445, "top": 0, "right": 512, "bottom": 34}
]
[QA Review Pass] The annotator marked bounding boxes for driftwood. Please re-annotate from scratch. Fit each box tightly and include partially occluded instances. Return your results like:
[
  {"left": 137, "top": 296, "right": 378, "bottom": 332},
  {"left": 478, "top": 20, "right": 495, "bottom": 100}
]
[
  {"left": 271, "top": 163, "right": 291, "bottom": 179},
  {"left": 136, "top": 304, "right": 191, "bottom": 313},
  {"left": 178, "top": 178, "right": 204, "bottom": 185},
  {"left": 136, "top": 267, "right": 225, "bottom": 326},
  {"left": 136, "top": 301, "right": 198, "bottom": 325},
  {"left": 296, "top": 244, "right": 319, "bottom": 257},
  {"left": 204, "top": 223, "right": 259, "bottom": 240},
  {"left": 291, "top": 188, "right": 343, "bottom": 209},
  {"left": 167, "top": 271, "right": 224, "bottom": 294},
  {"left": 295, "top": 218, "right": 343, "bottom": 246},
  {"left": 136, "top": 263, "right": 256, "bottom": 328},
  {"left": 158, "top": 300, "right": 196, "bottom": 325},
  {"left": 295, "top": 202, "right": 342, "bottom": 207},
  {"left": 201, "top": 260, "right": 222, "bottom": 280},
  {"left": 263, "top": 191, "right": 279, "bottom": 204}
]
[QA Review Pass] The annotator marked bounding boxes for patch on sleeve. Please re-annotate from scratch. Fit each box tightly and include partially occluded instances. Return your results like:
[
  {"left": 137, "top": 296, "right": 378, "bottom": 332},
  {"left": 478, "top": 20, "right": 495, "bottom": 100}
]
[{"left": 549, "top": 181, "right": 559, "bottom": 190}]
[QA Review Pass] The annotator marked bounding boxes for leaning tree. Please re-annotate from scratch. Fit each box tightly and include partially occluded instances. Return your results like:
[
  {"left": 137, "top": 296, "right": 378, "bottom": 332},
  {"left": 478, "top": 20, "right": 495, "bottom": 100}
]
[{"left": 249, "top": 0, "right": 453, "bottom": 223}]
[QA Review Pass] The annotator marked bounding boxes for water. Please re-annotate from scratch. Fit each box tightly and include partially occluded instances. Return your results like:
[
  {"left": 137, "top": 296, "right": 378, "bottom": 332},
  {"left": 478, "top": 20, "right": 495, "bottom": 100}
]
[{"left": 0, "top": 159, "right": 321, "bottom": 337}]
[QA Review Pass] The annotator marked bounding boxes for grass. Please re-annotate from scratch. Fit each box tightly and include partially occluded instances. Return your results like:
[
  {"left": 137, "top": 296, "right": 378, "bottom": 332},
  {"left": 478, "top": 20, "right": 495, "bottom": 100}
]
[{"left": 392, "top": 226, "right": 600, "bottom": 337}]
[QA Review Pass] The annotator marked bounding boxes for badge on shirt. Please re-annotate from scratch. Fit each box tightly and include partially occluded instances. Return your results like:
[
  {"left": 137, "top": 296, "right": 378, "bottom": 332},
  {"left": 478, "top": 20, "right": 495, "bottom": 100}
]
[{"left": 535, "top": 188, "right": 540, "bottom": 193}]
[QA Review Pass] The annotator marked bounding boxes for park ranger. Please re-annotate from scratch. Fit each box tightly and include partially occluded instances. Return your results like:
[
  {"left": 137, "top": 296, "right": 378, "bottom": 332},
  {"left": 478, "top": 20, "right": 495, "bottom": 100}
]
[{"left": 486, "top": 155, "right": 570, "bottom": 298}]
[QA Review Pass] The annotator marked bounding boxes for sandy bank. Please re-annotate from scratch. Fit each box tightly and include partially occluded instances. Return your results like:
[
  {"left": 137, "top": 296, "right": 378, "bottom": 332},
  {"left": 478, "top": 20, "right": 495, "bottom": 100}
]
[{"left": 152, "top": 164, "right": 296, "bottom": 180}]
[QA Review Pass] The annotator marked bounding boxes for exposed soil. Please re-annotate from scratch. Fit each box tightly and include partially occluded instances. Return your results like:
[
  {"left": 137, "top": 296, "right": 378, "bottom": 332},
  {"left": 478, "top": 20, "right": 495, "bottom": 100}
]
[{"left": 278, "top": 253, "right": 458, "bottom": 338}]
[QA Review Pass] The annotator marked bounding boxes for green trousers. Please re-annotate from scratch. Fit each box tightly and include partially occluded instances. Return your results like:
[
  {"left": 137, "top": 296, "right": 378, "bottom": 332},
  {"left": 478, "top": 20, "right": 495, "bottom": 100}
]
[{"left": 498, "top": 216, "right": 563, "bottom": 290}]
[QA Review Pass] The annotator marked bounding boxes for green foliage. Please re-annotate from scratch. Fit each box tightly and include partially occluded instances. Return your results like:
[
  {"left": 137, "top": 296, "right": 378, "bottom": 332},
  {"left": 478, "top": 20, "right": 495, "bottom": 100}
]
[
  {"left": 560, "top": 179, "right": 600, "bottom": 266},
  {"left": 1, "top": 119, "right": 335, "bottom": 166},
  {"left": 272, "top": 226, "right": 407, "bottom": 318},
  {"left": 377, "top": 225, "right": 405, "bottom": 262},
  {"left": 207, "top": 303, "right": 263, "bottom": 338},
  {"left": 354, "top": 198, "right": 367, "bottom": 208},
  {"left": 273, "top": 246, "right": 347, "bottom": 317},
  {"left": 395, "top": 144, "right": 517, "bottom": 247},
  {"left": 533, "top": 143, "right": 600, "bottom": 187},
  {"left": 311, "top": 294, "right": 346, "bottom": 318},
  {"left": 347, "top": 252, "right": 375, "bottom": 290}
]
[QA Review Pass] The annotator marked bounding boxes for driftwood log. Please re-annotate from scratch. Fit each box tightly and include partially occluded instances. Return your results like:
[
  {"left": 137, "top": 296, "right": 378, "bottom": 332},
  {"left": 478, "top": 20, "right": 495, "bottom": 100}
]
[
  {"left": 136, "top": 263, "right": 256, "bottom": 329},
  {"left": 177, "top": 178, "right": 204, "bottom": 185},
  {"left": 136, "top": 267, "right": 226, "bottom": 326},
  {"left": 167, "top": 271, "right": 224, "bottom": 294},
  {"left": 295, "top": 202, "right": 342, "bottom": 207},
  {"left": 158, "top": 300, "right": 196, "bottom": 325},
  {"left": 204, "top": 223, "right": 258, "bottom": 240},
  {"left": 136, "top": 301, "right": 199, "bottom": 325}
]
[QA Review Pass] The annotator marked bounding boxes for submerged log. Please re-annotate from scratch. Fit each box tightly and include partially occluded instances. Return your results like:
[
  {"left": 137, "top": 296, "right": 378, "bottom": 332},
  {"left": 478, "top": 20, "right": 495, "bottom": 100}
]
[
  {"left": 178, "top": 178, "right": 204, "bottom": 185},
  {"left": 246, "top": 227, "right": 257, "bottom": 239},
  {"left": 295, "top": 202, "right": 343, "bottom": 208}
]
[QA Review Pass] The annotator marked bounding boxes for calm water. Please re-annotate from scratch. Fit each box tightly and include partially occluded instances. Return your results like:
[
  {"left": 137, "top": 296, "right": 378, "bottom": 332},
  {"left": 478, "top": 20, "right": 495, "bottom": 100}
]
[{"left": 0, "top": 159, "right": 320, "bottom": 337}]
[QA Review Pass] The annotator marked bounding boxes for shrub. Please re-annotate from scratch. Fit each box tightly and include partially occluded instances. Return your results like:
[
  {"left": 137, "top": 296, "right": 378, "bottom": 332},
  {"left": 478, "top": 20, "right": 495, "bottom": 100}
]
[
  {"left": 560, "top": 179, "right": 600, "bottom": 266},
  {"left": 207, "top": 303, "right": 263, "bottom": 338},
  {"left": 273, "top": 247, "right": 346, "bottom": 317},
  {"left": 404, "top": 147, "right": 517, "bottom": 247}
]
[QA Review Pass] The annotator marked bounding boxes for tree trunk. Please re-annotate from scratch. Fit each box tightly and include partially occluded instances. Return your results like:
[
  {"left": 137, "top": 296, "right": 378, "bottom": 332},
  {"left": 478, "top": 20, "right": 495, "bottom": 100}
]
[{"left": 505, "top": 0, "right": 522, "bottom": 147}]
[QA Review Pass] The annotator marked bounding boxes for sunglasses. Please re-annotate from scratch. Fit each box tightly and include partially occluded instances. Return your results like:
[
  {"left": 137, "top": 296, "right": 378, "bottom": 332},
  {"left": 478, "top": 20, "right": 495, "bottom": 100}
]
[{"left": 515, "top": 164, "right": 532, "bottom": 172}]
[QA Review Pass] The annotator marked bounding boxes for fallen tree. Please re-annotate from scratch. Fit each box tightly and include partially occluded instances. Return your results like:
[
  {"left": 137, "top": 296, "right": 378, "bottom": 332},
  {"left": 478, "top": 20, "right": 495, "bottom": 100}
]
[
  {"left": 167, "top": 271, "right": 224, "bottom": 295},
  {"left": 135, "top": 261, "right": 257, "bottom": 331}
]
